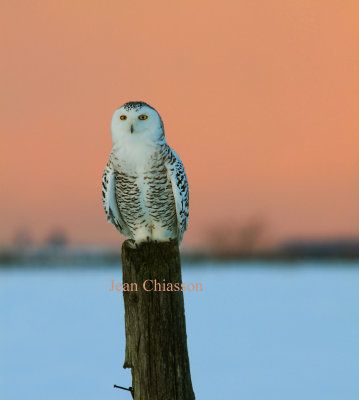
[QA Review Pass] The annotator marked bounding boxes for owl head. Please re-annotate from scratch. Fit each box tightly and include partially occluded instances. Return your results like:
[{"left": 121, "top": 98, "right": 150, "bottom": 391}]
[{"left": 111, "top": 101, "right": 165, "bottom": 144}]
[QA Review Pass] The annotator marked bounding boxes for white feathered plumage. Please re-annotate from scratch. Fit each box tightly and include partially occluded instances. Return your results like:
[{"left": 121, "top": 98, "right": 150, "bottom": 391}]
[{"left": 102, "top": 101, "right": 189, "bottom": 245}]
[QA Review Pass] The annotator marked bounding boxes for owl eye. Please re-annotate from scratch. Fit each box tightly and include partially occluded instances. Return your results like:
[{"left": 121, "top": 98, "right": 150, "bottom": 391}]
[
  {"left": 138, "top": 115, "right": 148, "bottom": 120},
  {"left": 120, "top": 115, "right": 127, "bottom": 120}
]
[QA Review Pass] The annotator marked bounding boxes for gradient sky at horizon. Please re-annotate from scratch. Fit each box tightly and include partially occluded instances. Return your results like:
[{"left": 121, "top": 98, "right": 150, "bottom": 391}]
[{"left": 1, "top": 0, "right": 358, "bottom": 248}]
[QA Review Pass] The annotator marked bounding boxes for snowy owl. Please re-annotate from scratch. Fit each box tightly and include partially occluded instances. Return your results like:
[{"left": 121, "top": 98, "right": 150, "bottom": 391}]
[{"left": 102, "top": 101, "right": 189, "bottom": 246}]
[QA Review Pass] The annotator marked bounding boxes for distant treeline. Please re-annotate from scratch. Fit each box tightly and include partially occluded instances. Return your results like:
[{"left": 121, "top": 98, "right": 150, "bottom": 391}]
[
  {"left": 207, "top": 239, "right": 359, "bottom": 260},
  {"left": 1, "top": 239, "right": 359, "bottom": 266},
  {"left": 278, "top": 239, "right": 359, "bottom": 259}
]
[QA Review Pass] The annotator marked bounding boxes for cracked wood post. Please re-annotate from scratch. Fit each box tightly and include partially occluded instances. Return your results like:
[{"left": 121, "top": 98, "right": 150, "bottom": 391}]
[{"left": 121, "top": 239, "right": 195, "bottom": 400}]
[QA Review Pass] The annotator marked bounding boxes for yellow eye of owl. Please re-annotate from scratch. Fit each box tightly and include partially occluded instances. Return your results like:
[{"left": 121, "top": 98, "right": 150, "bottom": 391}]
[
  {"left": 120, "top": 115, "right": 127, "bottom": 120},
  {"left": 138, "top": 115, "right": 148, "bottom": 120}
]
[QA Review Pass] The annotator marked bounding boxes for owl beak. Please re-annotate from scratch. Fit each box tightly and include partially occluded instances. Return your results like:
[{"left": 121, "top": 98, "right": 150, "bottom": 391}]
[{"left": 130, "top": 124, "right": 134, "bottom": 134}]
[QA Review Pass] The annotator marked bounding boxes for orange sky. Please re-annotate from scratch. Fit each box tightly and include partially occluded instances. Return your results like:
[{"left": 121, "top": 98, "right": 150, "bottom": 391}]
[{"left": 1, "top": 0, "right": 358, "bottom": 248}]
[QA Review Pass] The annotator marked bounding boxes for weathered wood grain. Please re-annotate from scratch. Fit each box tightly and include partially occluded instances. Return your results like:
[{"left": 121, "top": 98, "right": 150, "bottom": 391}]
[{"left": 121, "top": 240, "right": 195, "bottom": 400}]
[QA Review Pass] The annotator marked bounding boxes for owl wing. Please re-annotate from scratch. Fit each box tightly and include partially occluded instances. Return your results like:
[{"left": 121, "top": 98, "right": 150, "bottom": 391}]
[
  {"left": 102, "top": 160, "right": 132, "bottom": 238},
  {"left": 166, "top": 148, "right": 189, "bottom": 244}
]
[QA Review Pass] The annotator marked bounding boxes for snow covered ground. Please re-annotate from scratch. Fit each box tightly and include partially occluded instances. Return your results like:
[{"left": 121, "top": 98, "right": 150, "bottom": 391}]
[{"left": 1, "top": 262, "right": 358, "bottom": 400}]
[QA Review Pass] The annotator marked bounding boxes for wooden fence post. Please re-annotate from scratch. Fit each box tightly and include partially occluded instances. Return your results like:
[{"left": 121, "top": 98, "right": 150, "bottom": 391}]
[{"left": 121, "top": 240, "right": 195, "bottom": 400}]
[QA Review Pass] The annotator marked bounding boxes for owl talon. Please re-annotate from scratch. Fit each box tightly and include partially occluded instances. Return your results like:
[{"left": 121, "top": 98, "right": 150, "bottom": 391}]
[{"left": 125, "top": 239, "right": 136, "bottom": 249}]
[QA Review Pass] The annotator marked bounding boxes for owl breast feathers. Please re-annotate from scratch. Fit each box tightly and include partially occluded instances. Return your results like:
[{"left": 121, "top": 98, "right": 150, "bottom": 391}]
[{"left": 102, "top": 101, "right": 189, "bottom": 245}]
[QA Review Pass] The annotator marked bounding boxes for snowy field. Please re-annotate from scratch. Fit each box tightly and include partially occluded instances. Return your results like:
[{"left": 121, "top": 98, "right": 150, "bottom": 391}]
[{"left": 1, "top": 261, "right": 359, "bottom": 400}]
